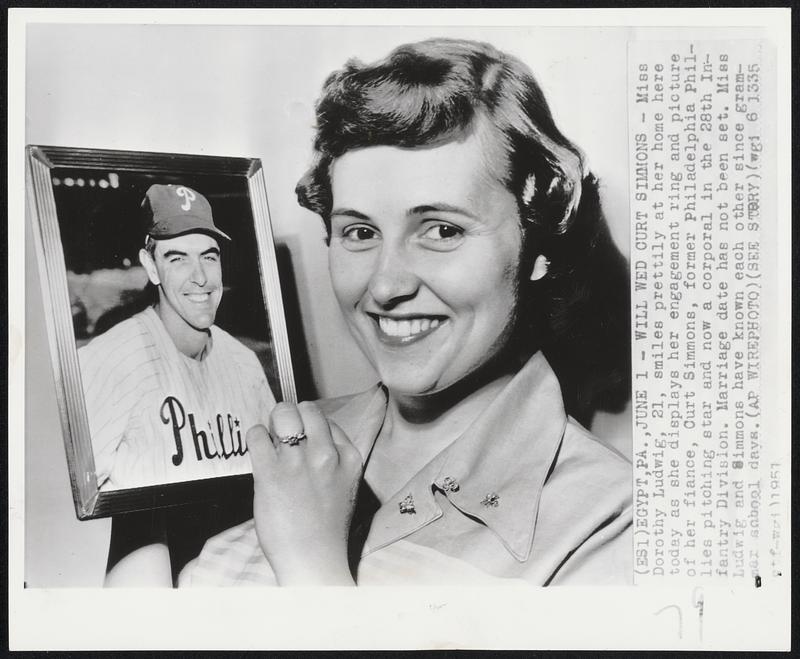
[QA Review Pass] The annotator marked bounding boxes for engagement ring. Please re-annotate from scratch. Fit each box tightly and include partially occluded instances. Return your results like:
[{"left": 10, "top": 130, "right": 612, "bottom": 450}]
[{"left": 278, "top": 431, "right": 307, "bottom": 446}]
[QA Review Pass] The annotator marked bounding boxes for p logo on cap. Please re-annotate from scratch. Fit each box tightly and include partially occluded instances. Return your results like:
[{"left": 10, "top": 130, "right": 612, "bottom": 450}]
[
  {"left": 141, "top": 183, "right": 231, "bottom": 241},
  {"left": 175, "top": 186, "right": 197, "bottom": 211}
]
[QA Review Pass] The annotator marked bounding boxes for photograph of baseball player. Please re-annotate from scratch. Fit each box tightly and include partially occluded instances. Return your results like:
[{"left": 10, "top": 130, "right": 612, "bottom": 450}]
[
  {"left": 78, "top": 183, "right": 276, "bottom": 492},
  {"left": 27, "top": 147, "right": 295, "bottom": 517}
]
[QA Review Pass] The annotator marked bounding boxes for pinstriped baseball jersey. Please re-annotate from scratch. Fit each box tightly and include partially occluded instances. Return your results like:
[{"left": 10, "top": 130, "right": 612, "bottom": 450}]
[{"left": 78, "top": 306, "right": 276, "bottom": 491}]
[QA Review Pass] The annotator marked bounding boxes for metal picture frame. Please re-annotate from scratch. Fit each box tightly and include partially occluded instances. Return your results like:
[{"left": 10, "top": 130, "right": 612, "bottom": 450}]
[{"left": 26, "top": 145, "right": 295, "bottom": 519}]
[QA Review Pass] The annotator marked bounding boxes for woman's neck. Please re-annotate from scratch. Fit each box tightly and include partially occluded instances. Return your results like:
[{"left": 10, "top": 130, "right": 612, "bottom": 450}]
[
  {"left": 390, "top": 344, "right": 527, "bottom": 426},
  {"left": 365, "top": 352, "right": 524, "bottom": 500},
  {"left": 387, "top": 370, "right": 513, "bottom": 444}
]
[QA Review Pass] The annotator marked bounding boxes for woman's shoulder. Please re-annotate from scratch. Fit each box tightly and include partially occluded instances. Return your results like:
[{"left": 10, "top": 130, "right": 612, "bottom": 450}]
[
  {"left": 539, "top": 418, "right": 633, "bottom": 585},
  {"left": 557, "top": 416, "right": 632, "bottom": 502},
  {"left": 564, "top": 416, "right": 630, "bottom": 463}
]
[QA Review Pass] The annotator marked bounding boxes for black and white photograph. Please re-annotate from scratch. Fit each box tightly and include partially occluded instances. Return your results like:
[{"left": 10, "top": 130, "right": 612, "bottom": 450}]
[
  {"left": 27, "top": 146, "right": 294, "bottom": 517},
  {"left": 9, "top": 8, "right": 791, "bottom": 651}
]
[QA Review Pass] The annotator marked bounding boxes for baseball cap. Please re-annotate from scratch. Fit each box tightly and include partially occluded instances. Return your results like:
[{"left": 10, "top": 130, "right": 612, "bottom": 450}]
[{"left": 141, "top": 184, "right": 231, "bottom": 241}]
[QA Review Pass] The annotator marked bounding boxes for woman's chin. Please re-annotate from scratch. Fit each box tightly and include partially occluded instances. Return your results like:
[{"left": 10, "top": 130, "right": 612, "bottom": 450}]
[{"left": 379, "top": 373, "right": 443, "bottom": 398}]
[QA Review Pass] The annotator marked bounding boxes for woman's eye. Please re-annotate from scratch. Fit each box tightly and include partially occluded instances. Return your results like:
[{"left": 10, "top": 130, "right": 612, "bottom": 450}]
[
  {"left": 420, "top": 223, "right": 464, "bottom": 242},
  {"left": 339, "top": 224, "right": 379, "bottom": 249},
  {"left": 348, "top": 226, "right": 377, "bottom": 240}
]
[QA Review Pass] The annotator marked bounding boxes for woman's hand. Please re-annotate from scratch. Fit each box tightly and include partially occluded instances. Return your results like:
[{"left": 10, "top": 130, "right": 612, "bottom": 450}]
[{"left": 248, "top": 401, "right": 363, "bottom": 585}]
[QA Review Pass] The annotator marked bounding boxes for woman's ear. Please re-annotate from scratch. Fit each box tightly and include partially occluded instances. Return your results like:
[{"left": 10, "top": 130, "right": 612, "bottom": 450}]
[
  {"left": 139, "top": 248, "right": 161, "bottom": 286},
  {"left": 529, "top": 254, "right": 549, "bottom": 282}
]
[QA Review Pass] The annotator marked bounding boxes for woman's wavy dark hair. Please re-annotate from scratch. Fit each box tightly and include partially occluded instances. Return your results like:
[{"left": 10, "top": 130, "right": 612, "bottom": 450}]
[{"left": 296, "top": 38, "right": 629, "bottom": 426}]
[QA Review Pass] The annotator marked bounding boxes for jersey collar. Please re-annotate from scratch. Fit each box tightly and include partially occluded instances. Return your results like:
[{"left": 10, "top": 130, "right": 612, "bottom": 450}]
[{"left": 326, "top": 352, "right": 568, "bottom": 563}]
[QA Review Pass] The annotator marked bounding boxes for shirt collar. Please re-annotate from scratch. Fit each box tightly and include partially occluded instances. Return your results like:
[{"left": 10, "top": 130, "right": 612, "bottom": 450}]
[
  {"left": 145, "top": 305, "right": 214, "bottom": 361},
  {"left": 326, "top": 352, "right": 567, "bottom": 562}
]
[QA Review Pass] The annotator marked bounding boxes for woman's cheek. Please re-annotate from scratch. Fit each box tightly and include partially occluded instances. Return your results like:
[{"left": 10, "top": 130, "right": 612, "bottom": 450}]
[{"left": 330, "top": 253, "right": 367, "bottom": 308}]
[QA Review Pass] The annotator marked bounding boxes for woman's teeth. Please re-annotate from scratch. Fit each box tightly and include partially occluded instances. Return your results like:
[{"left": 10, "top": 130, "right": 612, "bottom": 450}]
[{"left": 378, "top": 317, "right": 441, "bottom": 337}]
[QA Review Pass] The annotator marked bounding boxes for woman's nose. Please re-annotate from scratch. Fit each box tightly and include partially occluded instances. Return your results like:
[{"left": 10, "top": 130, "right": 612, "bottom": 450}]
[{"left": 367, "top": 245, "right": 420, "bottom": 307}]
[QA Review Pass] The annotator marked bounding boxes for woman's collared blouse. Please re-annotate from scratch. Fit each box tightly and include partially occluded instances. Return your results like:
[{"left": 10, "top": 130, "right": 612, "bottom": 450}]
[{"left": 180, "top": 352, "right": 632, "bottom": 586}]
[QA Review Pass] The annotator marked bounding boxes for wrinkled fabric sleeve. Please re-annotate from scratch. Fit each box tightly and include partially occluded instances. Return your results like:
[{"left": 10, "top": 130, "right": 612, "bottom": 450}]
[{"left": 549, "top": 506, "right": 633, "bottom": 585}]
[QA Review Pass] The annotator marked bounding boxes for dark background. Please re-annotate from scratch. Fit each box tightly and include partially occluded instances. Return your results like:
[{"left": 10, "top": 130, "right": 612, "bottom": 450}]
[{"left": 51, "top": 167, "right": 280, "bottom": 394}]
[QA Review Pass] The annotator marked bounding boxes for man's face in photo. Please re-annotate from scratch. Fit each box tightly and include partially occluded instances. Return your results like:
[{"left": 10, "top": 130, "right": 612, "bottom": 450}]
[{"left": 143, "top": 232, "right": 223, "bottom": 333}]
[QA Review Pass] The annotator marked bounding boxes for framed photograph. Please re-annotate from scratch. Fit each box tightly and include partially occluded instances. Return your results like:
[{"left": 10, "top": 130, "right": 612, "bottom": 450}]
[{"left": 26, "top": 145, "right": 295, "bottom": 519}]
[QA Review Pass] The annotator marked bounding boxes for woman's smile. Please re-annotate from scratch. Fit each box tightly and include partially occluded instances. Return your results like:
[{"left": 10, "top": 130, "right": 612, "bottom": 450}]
[{"left": 369, "top": 313, "right": 448, "bottom": 346}]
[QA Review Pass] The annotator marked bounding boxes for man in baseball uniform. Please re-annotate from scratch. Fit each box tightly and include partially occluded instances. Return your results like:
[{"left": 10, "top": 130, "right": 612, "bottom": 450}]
[{"left": 78, "top": 184, "right": 276, "bottom": 491}]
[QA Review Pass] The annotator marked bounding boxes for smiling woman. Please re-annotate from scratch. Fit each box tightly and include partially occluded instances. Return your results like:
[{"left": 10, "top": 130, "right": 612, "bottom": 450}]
[
  {"left": 328, "top": 134, "right": 527, "bottom": 399},
  {"left": 181, "top": 37, "right": 632, "bottom": 587}
]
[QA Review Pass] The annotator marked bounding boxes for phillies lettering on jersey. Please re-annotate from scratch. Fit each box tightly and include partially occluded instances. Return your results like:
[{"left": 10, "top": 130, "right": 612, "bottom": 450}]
[
  {"left": 160, "top": 395, "right": 247, "bottom": 465},
  {"left": 78, "top": 307, "right": 275, "bottom": 491}
]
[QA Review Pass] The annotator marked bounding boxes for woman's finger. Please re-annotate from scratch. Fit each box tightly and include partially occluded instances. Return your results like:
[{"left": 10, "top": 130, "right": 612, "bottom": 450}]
[
  {"left": 268, "top": 402, "right": 306, "bottom": 459},
  {"left": 247, "top": 424, "right": 276, "bottom": 492},
  {"left": 296, "top": 401, "right": 337, "bottom": 464},
  {"left": 328, "top": 420, "right": 363, "bottom": 469}
]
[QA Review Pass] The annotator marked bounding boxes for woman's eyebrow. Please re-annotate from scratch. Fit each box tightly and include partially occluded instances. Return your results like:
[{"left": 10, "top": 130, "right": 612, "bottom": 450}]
[
  {"left": 409, "top": 203, "right": 478, "bottom": 220},
  {"left": 330, "top": 208, "right": 370, "bottom": 221}
]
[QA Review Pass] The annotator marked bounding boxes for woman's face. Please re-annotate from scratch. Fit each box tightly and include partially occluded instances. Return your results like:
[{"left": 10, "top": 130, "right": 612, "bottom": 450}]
[{"left": 328, "top": 130, "right": 529, "bottom": 397}]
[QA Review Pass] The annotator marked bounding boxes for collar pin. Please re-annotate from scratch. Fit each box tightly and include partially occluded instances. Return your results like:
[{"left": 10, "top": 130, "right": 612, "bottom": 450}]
[
  {"left": 441, "top": 476, "right": 460, "bottom": 493},
  {"left": 399, "top": 493, "right": 416, "bottom": 514},
  {"left": 481, "top": 492, "right": 500, "bottom": 507}
]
